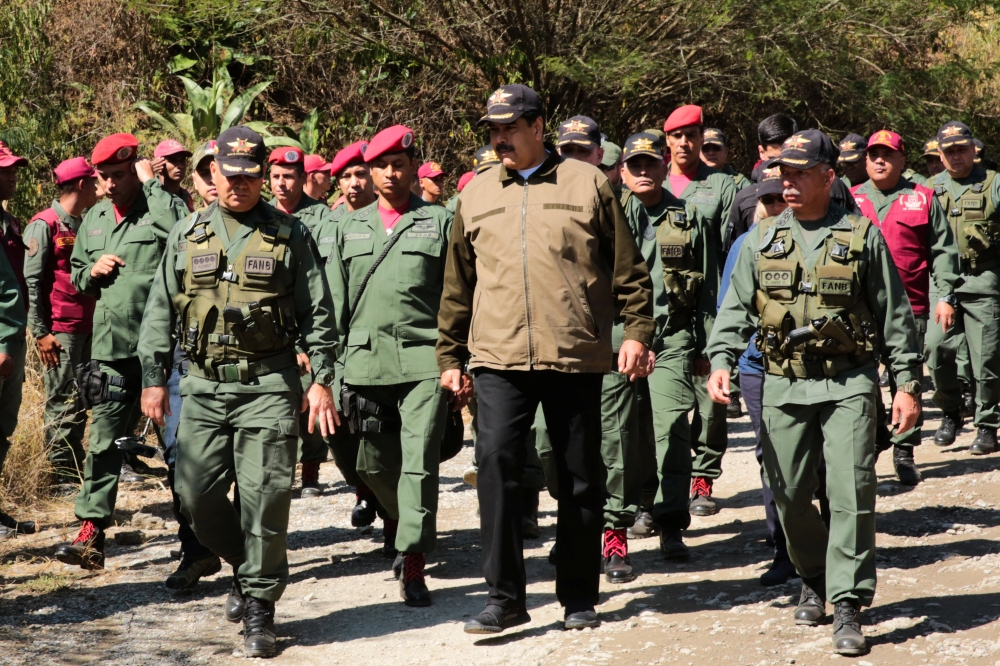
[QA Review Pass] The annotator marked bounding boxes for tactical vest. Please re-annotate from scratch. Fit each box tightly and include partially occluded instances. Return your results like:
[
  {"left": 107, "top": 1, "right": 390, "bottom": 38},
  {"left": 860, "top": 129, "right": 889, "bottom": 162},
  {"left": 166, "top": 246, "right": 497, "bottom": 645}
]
[
  {"left": 754, "top": 213, "right": 880, "bottom": 379},
  {"left": 173, "top": 204, "right": 299, "bottom": 383},
  {"left": 30, "top": 208, "right": 95, "bottom": 333},
  {"left": 934, "top": 170, "right": 1000, "bottom": 274}
]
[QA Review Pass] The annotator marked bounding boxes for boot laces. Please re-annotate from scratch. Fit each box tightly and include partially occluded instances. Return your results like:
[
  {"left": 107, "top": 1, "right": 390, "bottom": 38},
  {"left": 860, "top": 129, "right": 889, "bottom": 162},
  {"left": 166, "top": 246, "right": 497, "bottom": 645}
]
[
  {"left": 834, "top": 602, "right": 860, "bottom": 628},
  {"left": 301, "top": 461, "right": 320, "bottom": 484},
  {"left": 244, "top": 598, "right": 273, "bottom": 634},
  {"left": 691, "top": 476, "right": 712, "bottom": 498},
  {"left": 603, "top": 529, "right": 628, "bottom": 559},
  {"left": 402, "top": 553, "right": 425, "bottom": 585},
  {"left": 73, "top": 520, "right": 100, "bottom": 545}
]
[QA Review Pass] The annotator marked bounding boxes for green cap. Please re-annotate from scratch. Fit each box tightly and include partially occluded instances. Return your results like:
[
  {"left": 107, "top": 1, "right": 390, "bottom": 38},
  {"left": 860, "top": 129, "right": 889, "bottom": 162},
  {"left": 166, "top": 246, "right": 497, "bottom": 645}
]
[
  {"left": 643, "top": 129, "right": 666, "bottom": 145},
  {"left": 600, "top": 142, "right": 622, "bottom": 168},
  {"left": 191, "top": 140, "right": 218, "bottom": 169}
]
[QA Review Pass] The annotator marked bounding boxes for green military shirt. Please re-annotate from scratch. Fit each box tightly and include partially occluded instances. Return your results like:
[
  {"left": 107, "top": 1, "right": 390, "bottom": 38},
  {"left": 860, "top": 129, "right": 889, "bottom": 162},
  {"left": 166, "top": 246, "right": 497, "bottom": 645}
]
[
  {"left": 903, "top": 168, "right": 927, "bottom": 186},
  {"left": 269, "top": 193, "right": 336, "bottom": 236},
  {"left": 327, "top": 194, "right": 452, "bottom": 385},
  {"left": 621, "top": 188, "right": 718, "bottom": 354},
  {"left": 932, "top": 165, "right": 1000, "bottom": 295},
  {"left": 706, "top": 204, "right": 922, "bottom": 407},
  {"left": 24, "top": 201, "right": 82, "bottom": 337},
  {"left": 70, "top": 179, "right": 187, "bottom": 362},
  {"left": 137, "top": 200, "right": 337, "bottom": 394},
  {"left": 0, "top": 241, "right": 26, "bottom": 355},
  {"left": 852, "top": 178, "right": 960, "bottom": 299},
  {"left": 669, "top": 162, "right": 737, "bottom": 248},
  {"left": 721, "top": 164, "right": 752, "bottom": 192}
]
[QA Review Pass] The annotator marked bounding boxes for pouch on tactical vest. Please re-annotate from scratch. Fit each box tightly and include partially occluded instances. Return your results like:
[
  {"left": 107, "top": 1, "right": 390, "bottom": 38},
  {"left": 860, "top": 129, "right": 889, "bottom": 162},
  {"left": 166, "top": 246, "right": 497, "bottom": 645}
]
[
  {"left": 655, "top": 208, "right": 704, "bottom": 325},
  {"left": 935, "top": 171, "right": 1000, "bottom": 274},
  {"left": 753, "top": 214, "right": 879, "bottom": 379}
]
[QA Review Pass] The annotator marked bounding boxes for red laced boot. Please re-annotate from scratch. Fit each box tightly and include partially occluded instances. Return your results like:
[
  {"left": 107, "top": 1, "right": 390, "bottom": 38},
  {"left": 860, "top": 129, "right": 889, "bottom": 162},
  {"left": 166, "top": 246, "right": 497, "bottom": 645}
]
[
  {"left": 689, "top": 476, "right": 718, "bottom": 516},
  {"left": 54, "top": 520, "right": 105, "bottom": 570},
  {"left": 300, "top": 461, "right": 322, "bottom": 497},
  {"left": 399, "top": 552, "right": 431, "bottom": 607},
  {"left": 602, "top": 528, "right": 635, "bottom": 583}
]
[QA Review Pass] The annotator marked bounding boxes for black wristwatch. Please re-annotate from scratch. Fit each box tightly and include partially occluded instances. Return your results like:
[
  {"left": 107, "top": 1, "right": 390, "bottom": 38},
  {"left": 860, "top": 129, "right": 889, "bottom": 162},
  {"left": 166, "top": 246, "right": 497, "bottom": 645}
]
[{"left": 938, "top": 294, "right": 957, "bottom": 307}]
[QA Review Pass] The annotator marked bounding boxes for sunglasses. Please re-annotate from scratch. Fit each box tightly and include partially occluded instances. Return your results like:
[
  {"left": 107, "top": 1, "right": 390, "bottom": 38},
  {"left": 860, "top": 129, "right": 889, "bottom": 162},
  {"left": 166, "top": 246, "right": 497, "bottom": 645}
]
[{"left": 759, "top": 195, "right": 784, "bottom": 205}]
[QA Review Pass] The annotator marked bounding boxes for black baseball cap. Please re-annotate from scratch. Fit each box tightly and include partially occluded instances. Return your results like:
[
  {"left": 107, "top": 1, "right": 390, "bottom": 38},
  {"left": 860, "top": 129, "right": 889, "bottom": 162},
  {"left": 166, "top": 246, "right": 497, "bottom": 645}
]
[
  {"left": 622, "top": 132, "right": 664, "bottom": 162},
  {"left": 756, "top": 159, "right": 784, "bottom": 197},
  {"left": 837, "top": 133, "right": 866, "bottom": 164},
  {"left": 937, "top": 121, "right": 974, "bottom": 149},
  {"left": 922, "top": 138, "right": 940, "bottom": 157},
  {"left": 773, "top": 129, "right": 839, "bottom": 170},
  {"left": 215, "top": 126, "right": 266, "bottom": 178},
  {"left": 974, "top": 138, "right": 985, "bottom": 163},
  {"left": 473, "top": 145, "right": 501, "bottom": 174},
  {"left": 703, "top": 128, "right": 727, "bottom": 147},
  {"left": 557, "top": 115, "right": 601, "bottom": 149},
  {"left": 478, "top": 84, "right": 544, "bottom": 126}
]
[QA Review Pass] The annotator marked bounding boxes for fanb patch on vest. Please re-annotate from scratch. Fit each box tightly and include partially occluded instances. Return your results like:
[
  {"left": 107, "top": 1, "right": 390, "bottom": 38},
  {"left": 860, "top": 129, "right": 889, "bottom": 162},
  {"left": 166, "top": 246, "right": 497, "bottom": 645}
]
[
  {"left": 191, "top": 252, "right": 220, "bottom": 275},
  {"left": 245, "top": 255, "right": 275, "bottom": 275},
  {"left": 660, "top": 244, "right": 685, "bottom": 259},
  {"left": 818, "top": 277, "right": 852, "bottom": 295},
  {"left": 760, "top": 269, "right": 794, "bottom": 288},
  {"left": 963, "top": 198, "right": 984, "bottom": 210}
]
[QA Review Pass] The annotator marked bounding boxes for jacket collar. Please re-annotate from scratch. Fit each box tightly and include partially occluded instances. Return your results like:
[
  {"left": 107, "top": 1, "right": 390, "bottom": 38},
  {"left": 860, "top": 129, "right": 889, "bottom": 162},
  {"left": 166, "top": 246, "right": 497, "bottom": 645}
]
[{"left": 498, "top": 145, "right": 562, "bottom": 184}]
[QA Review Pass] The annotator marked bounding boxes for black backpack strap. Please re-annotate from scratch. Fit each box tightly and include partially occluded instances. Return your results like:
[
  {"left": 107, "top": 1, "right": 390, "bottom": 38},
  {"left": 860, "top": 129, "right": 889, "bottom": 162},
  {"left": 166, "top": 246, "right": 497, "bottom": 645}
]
[{"left": 349, "top": 231, "right": 405, "bottom": 319}]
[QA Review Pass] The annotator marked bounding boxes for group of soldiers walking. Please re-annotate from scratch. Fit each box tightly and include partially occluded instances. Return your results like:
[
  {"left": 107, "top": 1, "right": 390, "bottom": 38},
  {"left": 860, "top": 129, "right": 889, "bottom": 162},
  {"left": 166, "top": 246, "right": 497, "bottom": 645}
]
[{"left": 0, "top": 82, "right": 996, "bottom": 657}]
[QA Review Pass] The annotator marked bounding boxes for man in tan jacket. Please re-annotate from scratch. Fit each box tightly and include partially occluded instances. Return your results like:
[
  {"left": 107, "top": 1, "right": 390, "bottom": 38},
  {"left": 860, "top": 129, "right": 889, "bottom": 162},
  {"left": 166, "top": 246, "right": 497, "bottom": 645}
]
[{"left": 438, "top": 84, "right": 654, "bottom": 634}]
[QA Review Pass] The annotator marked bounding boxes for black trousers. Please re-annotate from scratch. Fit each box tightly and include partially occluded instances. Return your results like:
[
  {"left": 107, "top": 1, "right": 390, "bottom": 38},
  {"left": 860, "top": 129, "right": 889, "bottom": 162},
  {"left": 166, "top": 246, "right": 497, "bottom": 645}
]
[{"left": 474, "top": 368, "right": 605, "bottom": 612}]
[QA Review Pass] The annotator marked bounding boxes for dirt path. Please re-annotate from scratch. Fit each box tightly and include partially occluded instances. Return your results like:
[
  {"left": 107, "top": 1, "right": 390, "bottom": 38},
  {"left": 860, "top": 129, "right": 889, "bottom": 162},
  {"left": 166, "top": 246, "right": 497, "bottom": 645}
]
[{"left": 2, "top": 389, "right": 1000, "bottom": 665}]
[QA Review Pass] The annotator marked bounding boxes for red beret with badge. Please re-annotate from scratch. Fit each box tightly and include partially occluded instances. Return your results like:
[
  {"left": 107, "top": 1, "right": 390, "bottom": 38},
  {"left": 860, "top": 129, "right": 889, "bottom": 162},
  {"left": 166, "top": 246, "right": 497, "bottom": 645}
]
[
  {"left": 0, "top": 142, "right": 28, "bottom": 168},
  {"left": 268, "top": 146, "right": 305, "bottom": 166},
  {"left": 304, "top": 154, "right": 332, "bottom": 173},
  {"left": 663, "top": 105, "right": 704, "bottom": 134},
  {"left": 331, "top": 141, "right": 369, "bottom": 177},
  {"left": 91, "top": 133, "right": 139, "bottom": 166},
  {"left": 364, "top": 125, "right": 415, "bottom": 163},
  {"left": 53, "top": 157, "right": 97, "bottom": 185}
]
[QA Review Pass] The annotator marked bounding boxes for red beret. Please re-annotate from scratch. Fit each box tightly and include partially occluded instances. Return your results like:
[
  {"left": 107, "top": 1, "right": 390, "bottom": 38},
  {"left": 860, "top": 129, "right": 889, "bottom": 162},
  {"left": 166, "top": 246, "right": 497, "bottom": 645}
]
[
  {"left": 53, "top": 157, "right": 97, "bottom": 185},
  {"left": 0, "top": 142, "right": 28, "bottom": 168},
  {"left": 456, "top": 171, "right": 475, "bottom": 192},
  {"left": 663, "top": 105, "right": 704, "bottom": 134},
  {"left": 330, "top": 141, "right": 368, "bottom": 177},
  {"left": 304, "top": 154, "right": 332, "bottom": 173},
  {"left": 364, "top": 125, "right": 415, "bottom": 163},
  {"left": 268, "top": 146, "right": 305, "bottom": 166},
  {"left": 91, "top": 133, "right": 138, "bottom": 166},
  {"left": 154, "top": 139, "right": 191, "bottom": 159},
  {"left": 418, "top": 161, "right": 446, "bottom": 179}
]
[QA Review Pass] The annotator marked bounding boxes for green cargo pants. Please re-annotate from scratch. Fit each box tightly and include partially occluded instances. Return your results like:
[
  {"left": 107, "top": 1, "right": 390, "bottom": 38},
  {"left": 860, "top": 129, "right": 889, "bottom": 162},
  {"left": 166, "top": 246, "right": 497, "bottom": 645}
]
[
  {"left": 0, "top": 340, "right": 26, "bottom": 477},
  {"left": 691, "top": 376, "right": 728, "bottom": 479},
  {"left": 174, "top": 390, "right": 300, "bottom": 602},
  {"left": 75, "top": 358, "right": 145, "bottom": 528},
  {"left": 354, "top": 379, "right": 447, "bottom": 554},
  {"left": 876, "top": 316, "right": 926, "bottom": 447},
  {"left": 927, "top": 293, "right": 1000, "bottom": 428},
  {"left": 760, "top": 391, "right": 877, "bottom": 607},
  {"left": 533, "top": 370, "right": 640, "bottom": 530},
  {"left": 43, "top": 332, "right": 90, "bottom": 482}
]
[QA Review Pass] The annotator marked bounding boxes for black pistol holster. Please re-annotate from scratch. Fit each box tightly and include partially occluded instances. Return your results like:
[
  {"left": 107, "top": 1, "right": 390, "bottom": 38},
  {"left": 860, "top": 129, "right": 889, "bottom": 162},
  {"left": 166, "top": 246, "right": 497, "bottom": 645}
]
[
  {"left": 75, "top": 360, "right": 137, "bottom": 410},
  {"left": 340, "top": 384, "right": 401, "bottom": 434}
]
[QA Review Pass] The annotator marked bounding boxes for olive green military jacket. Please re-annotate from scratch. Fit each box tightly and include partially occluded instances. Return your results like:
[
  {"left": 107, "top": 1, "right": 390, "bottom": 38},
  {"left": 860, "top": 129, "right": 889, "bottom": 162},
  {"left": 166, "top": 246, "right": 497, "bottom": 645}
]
[
  {"left": 0, "top": 241, "right": 26, "bottom": 356},
  {"left": 138, "top": 200, "right": 337, "bottom": 394},
  {"left": 706, "top": 204, "right": 922, "bottom": 407},
  {"left": 721, "top": 165, "right": 752, "bottom": 192},
  {"left": 622, "top": 189, "right": 718, "bottom": 355},
  {"left": 327, "top": 194, "right": 452, "bottom": 386},
  {"left": 932, "top": 166, "right": 1000, "bottom": 295},
  {"left": 903, "top": 169, "right": 927, "bottom": 186},
  {"left": 669, "top": 162, "right": 737, "bottom": 249},
  {"left": 70, "top": 179, "right": 187, "bottom": 362},
  {"left": 269, "top": 193, "right": 337, "bottom": 236}
]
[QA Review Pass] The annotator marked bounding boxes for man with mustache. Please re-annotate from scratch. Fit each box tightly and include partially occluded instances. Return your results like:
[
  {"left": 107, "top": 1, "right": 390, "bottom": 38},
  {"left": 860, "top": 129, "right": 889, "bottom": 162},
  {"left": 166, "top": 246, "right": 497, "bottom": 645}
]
[
  {"left": 706, "top": 129, "right": 922, "bottom": 655},
  {"left": 926, "top": 121, "right": 1000, "bottom": 454},
  {"left": 851, "top": 130, "right": 959, "bottom": 485}
]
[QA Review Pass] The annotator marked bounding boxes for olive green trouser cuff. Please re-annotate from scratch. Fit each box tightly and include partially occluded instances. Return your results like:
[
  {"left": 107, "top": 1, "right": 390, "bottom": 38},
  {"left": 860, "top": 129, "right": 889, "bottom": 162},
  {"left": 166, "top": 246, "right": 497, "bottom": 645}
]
[
  {"left": 175, "top": 391, "right": 300, "bottom": 603},
  {"left": 760, "top": 392, "right": 877, "bottom": 607},
  {"left": 75, "top": 358, "right": 145, "bottom": 528},
  {"left": 691, "top": 376, "right": 728, "bottom": 479},
  {"left": 43, "top": 332, "right": 90, "bottom": 480},
  {"left": 534, "top": 370, "right": 641, "bottom": 530},
  {"left": 354, "top": 379, "right": 447, "bottom": 554}
]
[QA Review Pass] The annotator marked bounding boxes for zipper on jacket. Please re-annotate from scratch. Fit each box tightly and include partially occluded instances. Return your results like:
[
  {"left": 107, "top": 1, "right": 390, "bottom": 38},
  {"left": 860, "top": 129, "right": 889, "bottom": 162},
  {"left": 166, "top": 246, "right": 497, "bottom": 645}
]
[{"left": 520, "top": 182, "right": 534, "bottom": 366}]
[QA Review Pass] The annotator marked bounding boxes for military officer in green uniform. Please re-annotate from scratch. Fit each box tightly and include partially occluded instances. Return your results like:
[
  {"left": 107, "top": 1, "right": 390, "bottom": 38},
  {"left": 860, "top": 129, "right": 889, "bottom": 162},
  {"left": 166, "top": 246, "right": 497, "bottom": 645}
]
[
  {"left": 267, "top": 144, "right": 340, "bottom": 497},
  {"left": 837, "top": 134, "right": 868, "bottom": 188},
  {"left": 138, "top": 126, "right": 339, "bottom": 658},
  {"left": 662, "top": 105, "right": 735, "bottom": 517},
  {"left": 926, "top": 121, "right": 1000, "bottom": 454},
  {"left": 55, "top": 133, "right": 187, "bottom": 569},
  {"left": 326, "top": 125, "right": 452, "bottom": 607},
  {"left": 701, "top": 128, "right": 751, "bottom": 191},
  {"left": 706, "top": 130, "right": 922, "bottom": 655}
]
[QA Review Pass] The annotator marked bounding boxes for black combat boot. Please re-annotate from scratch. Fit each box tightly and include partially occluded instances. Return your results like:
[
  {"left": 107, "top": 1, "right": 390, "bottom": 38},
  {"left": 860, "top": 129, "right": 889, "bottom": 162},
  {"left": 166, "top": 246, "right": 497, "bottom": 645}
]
[
  {"left": 0, "top": 511, "right": 36, "bottom": 536},
  {"left": 165, "top": 553, "right": 222, "bottom": 590},
  {"left": 689, "top": 477, "right": 718, "bottom": 516},
  {"left": 759, "top": 552, "right": 798, "bottom": 586},
  {"left": 892, "top": 445, "right": 921, "bottom": 486},
  {"left": 832, "top": 600, "right": 866, "bottom": 655},
  {"left": 54, "top": 520, "right": 105, "bottom": 570},
  {"left": 628, "top": 509, "right": 659, "bottom": 539},
  {"left": 522, "top": 488, "right": 540, "bottom": 540},
  {"left": 399, "top": 553, "right": 431, "bottom": 607},
  {"left": 726, "top": 396, "right": 743, "bottom": 419},
  {"left": 350, "top": 484, "right": 378, "bottom": 527},
  {"left": 970, "top": 427, "right": 997, "bottom": 455},
  {"left": 382, "top": 518, "right": 398, "bottom": 558},
  {"left": 659, "top": 528, "right": 690, "bottom": 561},
  {"left": 793, "top": 576, "right": 826, "bottom": 626},
  {"left": 224, "top": 576, "right": 246, "bottom": 623},
  {"left": 242, "top": 597, "right": 277, "bottom": 658},
  {"left": 961, "top": 387, "right": 976, "bottom": 419},
  {"left": 300, "top": 461, "right": 322, "bottom": 497},
  {"left": 602, "top": 528, "right": 636, "bottom": 583},
  {"left": 463, "top": 604, "right": 530, "bottom": 634},
  {"left": 934, "top": 412, "right": 961, "bottom": 446}
]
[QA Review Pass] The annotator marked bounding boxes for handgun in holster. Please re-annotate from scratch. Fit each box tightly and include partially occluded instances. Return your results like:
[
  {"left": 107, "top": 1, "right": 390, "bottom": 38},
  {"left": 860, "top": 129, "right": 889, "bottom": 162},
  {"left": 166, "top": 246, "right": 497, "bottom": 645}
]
[
  {"left": 340, "top": 383, "right": 400, "bottom": 434},
  {"left": 75, "top": 360, "right": 137, "bottom": 410}
]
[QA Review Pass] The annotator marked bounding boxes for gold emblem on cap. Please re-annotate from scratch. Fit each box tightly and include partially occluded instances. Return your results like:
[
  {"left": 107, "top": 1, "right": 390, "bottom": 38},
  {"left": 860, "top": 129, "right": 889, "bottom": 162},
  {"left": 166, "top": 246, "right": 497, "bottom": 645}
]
[
  {"left": 488, "top": 89, "right": 513, "bottom": 106},
  {"left": 926, "top": 140, "right": 939, "bottom": 150},
  {"left": 562, "top": 119, "right": 590, "bottom": 133},
  {"left": 840, "top": 141, "right": 857, "bottom": 150},
  {"left": 762, "top": 166, "right": 781, "bottom": 181},
  {"left": 631, "top": 137, "right": 655, "bottom": 152},
  {"left": 784, "top": 135, "right": 810, "bottom": 150},
  {"left": 227, "top": 138, "right": 258, "bottom": 155},
  {"left": 941, "top": 125, "right": 963, "bottom": 137},
  {"left": 873, "top": 130, "right": 894, "bottom": 144},
  {"left": 430, "top": 162, "right": 441, "bottom": 171}
]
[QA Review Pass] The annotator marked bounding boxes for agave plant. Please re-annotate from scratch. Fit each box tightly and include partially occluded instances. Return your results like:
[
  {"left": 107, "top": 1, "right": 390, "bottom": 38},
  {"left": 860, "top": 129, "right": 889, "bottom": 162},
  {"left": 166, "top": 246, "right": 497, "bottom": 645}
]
[{"left": 135, "top": 63, "right": 272, "bottom": 144}]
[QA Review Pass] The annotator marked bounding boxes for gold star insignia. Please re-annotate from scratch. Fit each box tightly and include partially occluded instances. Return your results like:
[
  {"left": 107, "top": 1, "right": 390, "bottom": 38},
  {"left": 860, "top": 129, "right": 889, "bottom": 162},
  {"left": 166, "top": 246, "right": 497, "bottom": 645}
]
[
  {"left": 227, "top": 138, "right": 258, "bottom": 155},
  {"left": 488, "top": 89, "right": 513, "bottom": 106},
  {"left": 631, "top": 137, "right": 655, "bottom": 152},
  {"left": 784, "top": 135, "right": 810, "bottom": 150},
  {"left": 941, "top": 125, "right": 963, "bottom": 137},
  {"left": 926, "top": 140, "right": 939, "bottom": 150},
  {"left": 762, "top": 166, "right": 781, "bottom": 181},
  {"left": 562, "top": 119, "right": 590, "bottom": 134},
  {"left": 840, "top": 141, "right": 857, "bottom": 151}
]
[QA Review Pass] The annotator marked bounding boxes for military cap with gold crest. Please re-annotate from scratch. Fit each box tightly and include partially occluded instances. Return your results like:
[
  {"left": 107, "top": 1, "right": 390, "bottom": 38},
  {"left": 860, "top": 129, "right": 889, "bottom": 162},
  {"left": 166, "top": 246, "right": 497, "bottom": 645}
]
[
  {"left": 773, "top": 129, "right": 838, "bottom": 169},
  {"left": 556, "top": 115, "right": 601, "bottom": 148},
  {"left": 921, "top": 138, "right": 939, "bottom": 157},
  {"left": 837, "top": 133, "right": 866, "bottom": 164},
  {"left": 472, "top": 145, "right": 500, "bottom": 174},
  {"left": 622, "top": 132, "right": 664, "bottom": 162},
  {"left": 215, "top": 126, "right": 266, "bottom": 178},
  {"left": 478, "top": 84, "right": 544, "bottom": 126},
  {"left": 702, "top": 128, "right": 727, "bottom": 147},
  {"left": 937, "top": 121, "right": 973, "bottom": 150}
]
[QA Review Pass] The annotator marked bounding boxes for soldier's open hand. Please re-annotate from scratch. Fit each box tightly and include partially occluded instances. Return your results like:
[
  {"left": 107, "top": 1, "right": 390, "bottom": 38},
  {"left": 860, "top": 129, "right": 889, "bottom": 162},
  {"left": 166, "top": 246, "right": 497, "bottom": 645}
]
[
  {"left": 891, "top": 390, "right": 921, "bottom": 435},
  {"left": 141, "top": 386, "right": 171, "bottom": 427},
  {"left": 707, "top": 369, "right": 732, "bottom": 404},
  {"left": 91, "top": 254, "right": 125, "bottom": 278},
  {"left": 304, "top": 383, "right": 340, "bottom": 437},
  {"left": 935, "top": 300, "right": 955, "bottom": 333},
  {"left": 36, "top": 333, "right": 63, "bottom": 369}
]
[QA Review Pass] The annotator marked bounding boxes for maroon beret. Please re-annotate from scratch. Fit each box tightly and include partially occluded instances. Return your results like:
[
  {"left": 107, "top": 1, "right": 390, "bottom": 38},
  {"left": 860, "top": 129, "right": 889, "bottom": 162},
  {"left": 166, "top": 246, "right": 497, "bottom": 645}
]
[
  {"left": 331, "top": 141, "right": 369, "bottom": 177},
  {"left": 53, "top": 157, "right": 97, "bottom": 185},
  {"left": 663, "top": 105, "right": 704, "bottom": 134},
  {"left": 364, "top": 125, "right": 415, "bottom": 163},
  {"left": 92, "top": 133, "right": 139, "bottom": 166}
]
